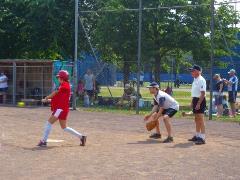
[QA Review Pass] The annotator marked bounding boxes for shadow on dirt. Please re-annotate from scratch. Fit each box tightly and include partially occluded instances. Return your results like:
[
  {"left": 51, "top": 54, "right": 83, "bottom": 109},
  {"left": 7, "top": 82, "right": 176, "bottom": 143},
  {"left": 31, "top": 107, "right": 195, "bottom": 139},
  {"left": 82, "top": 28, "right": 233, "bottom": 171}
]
[
  {"left": 169, "top": 142, "right": 194, "bottom": 148},
  {"left": 127, "top": 139, "right": 161, "bottom": 145}
]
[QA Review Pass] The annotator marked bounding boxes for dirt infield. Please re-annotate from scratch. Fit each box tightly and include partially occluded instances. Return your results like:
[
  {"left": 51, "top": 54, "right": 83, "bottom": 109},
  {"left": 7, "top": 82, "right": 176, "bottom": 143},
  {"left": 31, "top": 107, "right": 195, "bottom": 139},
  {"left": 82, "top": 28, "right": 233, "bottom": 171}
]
[{"left": 0, "top": 107, "right": 240, "bottom": 180}]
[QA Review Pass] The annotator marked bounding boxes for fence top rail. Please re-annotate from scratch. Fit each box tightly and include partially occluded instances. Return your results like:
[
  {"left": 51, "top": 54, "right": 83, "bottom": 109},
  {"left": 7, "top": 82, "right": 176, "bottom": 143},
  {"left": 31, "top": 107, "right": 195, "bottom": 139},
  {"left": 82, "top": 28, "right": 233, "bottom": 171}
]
[
  {"left": 0, "top": 65, "right": 53, "bottom": 68},
  {"left": 0, "top": 59, "right": 52, "bottom": 63}
]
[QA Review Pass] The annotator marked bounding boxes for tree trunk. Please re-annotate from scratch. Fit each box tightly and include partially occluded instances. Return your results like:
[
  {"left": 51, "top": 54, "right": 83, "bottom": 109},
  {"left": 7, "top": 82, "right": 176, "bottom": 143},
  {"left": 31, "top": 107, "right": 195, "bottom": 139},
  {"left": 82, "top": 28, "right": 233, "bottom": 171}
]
[
  {"left": 154, "top": 54, "right": 161, "bottom": 86},
  {"left": 123, "top": 59, "right": 130, "bottom": 86}
]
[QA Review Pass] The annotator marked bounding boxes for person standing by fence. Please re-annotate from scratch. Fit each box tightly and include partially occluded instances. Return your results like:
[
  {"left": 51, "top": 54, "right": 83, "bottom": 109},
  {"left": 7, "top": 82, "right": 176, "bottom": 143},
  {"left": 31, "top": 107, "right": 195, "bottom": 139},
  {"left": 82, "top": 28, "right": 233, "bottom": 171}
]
[
  {"left": 224, "top": 69, "right": 238, "bottom": 118},
  {"left": 0, "top": 71, "right": 8, "bottom": 104},
  {"left": 188, "top": 65, "right": 207, "bottom": 145},
  {"left": 213, "top": 74, "right": 224, "bottom": 117},
  {"left": 84, "top": 69, "right": 96, "bottom": 106}
]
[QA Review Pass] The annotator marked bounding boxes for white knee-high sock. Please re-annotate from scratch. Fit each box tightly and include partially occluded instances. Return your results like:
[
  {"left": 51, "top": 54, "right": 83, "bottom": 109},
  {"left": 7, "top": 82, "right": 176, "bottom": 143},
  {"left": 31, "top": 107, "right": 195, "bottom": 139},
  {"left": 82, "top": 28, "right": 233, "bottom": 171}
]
[
  {"left": 200, "top": 133, "right": 206, "bottom": 140},
  {"left": 42, "top": 121, "right": 52, "bottom": 142},
  {"left": 64, "top": 127, "right": 83, "bottom": 138}
]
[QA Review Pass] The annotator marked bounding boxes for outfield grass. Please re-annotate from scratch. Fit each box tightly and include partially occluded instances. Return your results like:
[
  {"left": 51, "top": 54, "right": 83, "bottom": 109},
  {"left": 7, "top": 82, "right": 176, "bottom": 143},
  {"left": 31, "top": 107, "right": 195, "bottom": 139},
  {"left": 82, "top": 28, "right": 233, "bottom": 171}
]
[
  {"left": 99, "top": 86, "right": 192, "bottom": 98},
  {"left": 99, "top": 86, "right": 209, "bottom": 106},
  {"left": 80, "top": 86, "right": 240, "bottom": 122}
]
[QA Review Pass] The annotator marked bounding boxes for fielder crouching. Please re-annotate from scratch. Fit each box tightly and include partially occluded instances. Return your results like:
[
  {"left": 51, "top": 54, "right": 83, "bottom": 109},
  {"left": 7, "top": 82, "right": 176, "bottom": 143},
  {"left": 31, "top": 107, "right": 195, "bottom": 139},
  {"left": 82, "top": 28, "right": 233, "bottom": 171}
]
[{"left": 144, "top": 82, "right": 179, "bottom": 143}]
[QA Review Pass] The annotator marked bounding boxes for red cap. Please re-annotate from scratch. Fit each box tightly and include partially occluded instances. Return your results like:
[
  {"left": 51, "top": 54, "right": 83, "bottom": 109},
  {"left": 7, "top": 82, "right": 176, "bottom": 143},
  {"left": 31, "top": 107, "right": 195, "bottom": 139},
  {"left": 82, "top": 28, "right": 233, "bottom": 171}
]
[{"left": 56, "top": 70, "right": 69, "bottom": 81}]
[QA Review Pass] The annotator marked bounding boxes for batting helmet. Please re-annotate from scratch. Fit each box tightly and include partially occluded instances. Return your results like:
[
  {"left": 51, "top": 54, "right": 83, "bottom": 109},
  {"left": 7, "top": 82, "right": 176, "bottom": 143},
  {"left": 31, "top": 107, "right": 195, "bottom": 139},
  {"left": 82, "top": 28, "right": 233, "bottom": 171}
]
[{"left": 56, "top": 70, "right": 69, "bottom": 81}]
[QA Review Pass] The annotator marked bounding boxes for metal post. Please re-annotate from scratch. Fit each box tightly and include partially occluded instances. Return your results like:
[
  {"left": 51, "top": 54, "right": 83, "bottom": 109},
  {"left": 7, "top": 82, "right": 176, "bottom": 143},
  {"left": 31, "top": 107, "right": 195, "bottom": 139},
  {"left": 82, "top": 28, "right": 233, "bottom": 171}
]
[
  {"left": 171, "top": 58, "right": 174, "bottom": 88},
  {"left": 73, "top": 0, "right": 79, "bottom": 110},
  {"left": 209, "top": 0, "right": 215, "bottom": 120},
  {"left": 41, "top": 66, "right": 44, "bottom": 100},
  {"left": 12, "top": 62, "right": 16, "bottom": 105},
  {"left": 24, "top": 63, "right": 26, "bottom": 99},
  {"left": 136, "top": 0, "right": 143, "bottom": 114}
]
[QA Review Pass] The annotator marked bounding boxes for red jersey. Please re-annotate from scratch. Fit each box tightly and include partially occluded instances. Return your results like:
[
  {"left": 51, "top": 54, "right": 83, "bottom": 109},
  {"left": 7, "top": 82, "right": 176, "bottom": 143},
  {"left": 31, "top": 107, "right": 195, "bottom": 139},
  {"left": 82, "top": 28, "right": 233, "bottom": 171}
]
[{"left": 51, "top": 81, "right": 71, "bottom": 112}]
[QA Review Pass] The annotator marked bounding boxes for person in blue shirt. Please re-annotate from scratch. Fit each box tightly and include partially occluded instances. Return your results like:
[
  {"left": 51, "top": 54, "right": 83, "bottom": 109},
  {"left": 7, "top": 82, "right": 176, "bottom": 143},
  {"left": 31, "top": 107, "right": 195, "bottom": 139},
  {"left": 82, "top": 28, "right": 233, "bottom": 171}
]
[{"left": 224, "top": 69, "right": 238, "bottom": 117}]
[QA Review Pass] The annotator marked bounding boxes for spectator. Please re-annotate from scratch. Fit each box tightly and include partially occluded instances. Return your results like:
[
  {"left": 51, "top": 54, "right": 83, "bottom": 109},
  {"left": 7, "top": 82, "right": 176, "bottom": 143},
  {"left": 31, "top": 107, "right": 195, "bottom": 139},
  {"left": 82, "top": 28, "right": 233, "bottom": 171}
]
[
  {"left": 213, "top": 74, "right": 224, "bottom": 117},
  {"left": 140, "top": 71, "right": 144, "bottom": 87},
  {"left": 174, "top": 79, "right": 180, "bottom": 88},
  {"left": 152, "top": 73, "right": 155, "bottom": 82},
  {"left": 211, "top": 98, "right": 217, "bottom": 115},
  {"left": 94, "top": 80, "right": 101, "bottom": 100},
  {"left": 224, "top": 69, "right": 238, "bottom": 117},
  {"left": 84, "top": 69, "right": 96, "bottom": 106},
  {"left": 222, "top": 95, "right": 229, "bottom": 116},
  {"left": 165, "top": 86, "right": 173, "bottom": 96},
  {"left": 118, "top": 84, "right": 140, "bottom": 108},
  {"left": 132, "top": 78, "right": 137, "bottom": 87},
  {"left": 0, "top": 72, "right": 8, "bottom": 104},
  {"left": 77, "top": 79, "right": 84, "bottom": 98},
  {"left": 83, "top": 91, "right": 90, "bottom": 107}
]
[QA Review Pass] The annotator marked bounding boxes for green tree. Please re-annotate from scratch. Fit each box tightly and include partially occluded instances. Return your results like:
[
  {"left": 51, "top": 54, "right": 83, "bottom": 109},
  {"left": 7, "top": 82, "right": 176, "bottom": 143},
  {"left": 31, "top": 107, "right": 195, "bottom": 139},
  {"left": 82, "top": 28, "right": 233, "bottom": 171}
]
[
  {"left": 0, "top": 0, "right": 239, "bottom": 77},
  {"left": 91, "top": 0, "right": 139, "bottom": 83}
]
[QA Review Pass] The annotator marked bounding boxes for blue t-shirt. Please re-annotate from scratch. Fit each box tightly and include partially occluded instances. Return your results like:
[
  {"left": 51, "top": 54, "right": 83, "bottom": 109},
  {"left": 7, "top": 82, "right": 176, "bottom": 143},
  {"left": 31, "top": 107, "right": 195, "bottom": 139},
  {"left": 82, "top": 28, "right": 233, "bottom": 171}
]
[{"left": 228, "top": 76, "right": 238, "bottom": 92}]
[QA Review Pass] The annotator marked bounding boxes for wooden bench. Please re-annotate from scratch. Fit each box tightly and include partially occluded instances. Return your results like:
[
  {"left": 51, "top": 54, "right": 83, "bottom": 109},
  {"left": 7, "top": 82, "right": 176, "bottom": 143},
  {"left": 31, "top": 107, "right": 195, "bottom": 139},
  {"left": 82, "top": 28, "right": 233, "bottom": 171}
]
[{"left": 21, "top": 99, "right": 40, "bottom": 106}]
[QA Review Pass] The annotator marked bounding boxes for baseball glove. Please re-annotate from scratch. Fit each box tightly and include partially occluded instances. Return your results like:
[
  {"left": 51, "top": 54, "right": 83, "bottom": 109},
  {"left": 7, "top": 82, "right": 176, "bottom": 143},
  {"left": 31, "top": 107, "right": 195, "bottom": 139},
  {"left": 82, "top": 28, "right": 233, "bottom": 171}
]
[{"left": 145, "top": 118, "right": 158, "bottom": 131}]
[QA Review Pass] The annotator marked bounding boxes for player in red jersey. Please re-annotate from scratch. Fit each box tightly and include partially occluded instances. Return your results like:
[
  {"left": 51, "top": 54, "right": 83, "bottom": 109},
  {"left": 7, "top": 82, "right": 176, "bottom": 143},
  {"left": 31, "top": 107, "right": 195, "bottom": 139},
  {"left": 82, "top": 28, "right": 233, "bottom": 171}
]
[{"left": 38, "top": 70, "right": 87, "bottom": 147}]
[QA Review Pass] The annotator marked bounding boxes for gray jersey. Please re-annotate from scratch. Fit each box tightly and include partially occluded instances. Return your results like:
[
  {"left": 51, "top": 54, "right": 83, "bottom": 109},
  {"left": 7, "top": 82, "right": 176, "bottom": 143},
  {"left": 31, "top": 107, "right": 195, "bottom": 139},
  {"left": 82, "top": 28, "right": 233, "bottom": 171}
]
[
  {"left": 84, "top": 74, "right": 94, "bottom": 90},
  {"left": 153, "top": 90, "right": 179, "bottom": 110}
]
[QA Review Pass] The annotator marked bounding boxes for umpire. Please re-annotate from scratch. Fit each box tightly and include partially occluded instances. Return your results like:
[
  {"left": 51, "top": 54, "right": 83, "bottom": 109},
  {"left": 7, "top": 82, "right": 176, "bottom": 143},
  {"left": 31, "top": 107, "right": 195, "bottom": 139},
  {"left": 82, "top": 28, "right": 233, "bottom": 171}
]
[{"left": 188, "top": 65, "right": 206, "bottom": 145}]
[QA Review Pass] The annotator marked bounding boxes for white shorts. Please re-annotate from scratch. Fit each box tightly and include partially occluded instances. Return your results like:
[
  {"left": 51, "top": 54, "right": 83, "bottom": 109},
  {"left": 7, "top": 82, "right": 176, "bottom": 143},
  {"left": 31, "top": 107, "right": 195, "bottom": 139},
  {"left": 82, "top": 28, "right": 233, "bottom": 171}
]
[{"left": 52, "top": 109, "right": 68, "bottom": 120}]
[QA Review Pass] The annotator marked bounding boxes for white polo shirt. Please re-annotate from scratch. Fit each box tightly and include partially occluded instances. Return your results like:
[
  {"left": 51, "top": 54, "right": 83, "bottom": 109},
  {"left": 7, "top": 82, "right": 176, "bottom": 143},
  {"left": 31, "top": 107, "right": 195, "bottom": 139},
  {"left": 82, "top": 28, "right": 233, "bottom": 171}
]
[
  {"left": 153, "top": 90, "right": 179, "bottom": 110},
  {"left": 0, "top": 75, "right": 8, "bottom": 88},
  {"left": 191, "top": 75, "right": 206, "bottom": 98}
]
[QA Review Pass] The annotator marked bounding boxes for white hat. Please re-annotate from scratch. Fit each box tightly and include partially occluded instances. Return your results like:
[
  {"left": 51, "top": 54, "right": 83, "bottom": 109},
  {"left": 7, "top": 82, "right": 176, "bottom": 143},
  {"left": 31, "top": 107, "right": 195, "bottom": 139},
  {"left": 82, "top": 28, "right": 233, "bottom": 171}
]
[
  {"left": 146, "top": 82, "right": 159, "bottom": 88},
  {"left": 228, "top": 69, "right": 236, "bottom": 74}
]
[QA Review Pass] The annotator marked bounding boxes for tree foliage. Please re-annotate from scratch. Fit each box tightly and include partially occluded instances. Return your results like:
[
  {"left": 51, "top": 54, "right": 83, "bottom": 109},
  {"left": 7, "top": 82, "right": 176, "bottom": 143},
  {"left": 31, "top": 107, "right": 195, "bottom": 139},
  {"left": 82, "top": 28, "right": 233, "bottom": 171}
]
[{"left": 0, "top": 0, "right": 239, "bottom": 82}]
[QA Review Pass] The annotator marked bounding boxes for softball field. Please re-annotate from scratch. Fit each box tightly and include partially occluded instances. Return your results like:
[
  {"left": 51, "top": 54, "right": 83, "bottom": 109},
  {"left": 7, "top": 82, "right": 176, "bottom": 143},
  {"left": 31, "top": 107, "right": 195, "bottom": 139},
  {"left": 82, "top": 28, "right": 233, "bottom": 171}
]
[{"left": 0, "top": 107, "right": 240, "bottom": 180}]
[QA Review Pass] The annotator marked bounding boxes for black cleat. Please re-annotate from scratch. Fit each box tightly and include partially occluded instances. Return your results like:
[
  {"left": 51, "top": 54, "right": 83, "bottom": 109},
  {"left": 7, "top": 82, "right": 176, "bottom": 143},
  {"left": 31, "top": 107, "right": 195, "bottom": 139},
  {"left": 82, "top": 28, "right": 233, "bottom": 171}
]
[
  {"left": 149, "top": 133, "right": 161, "bottom": 139},
  {"left": 163, "top": 136, "right": 174, "bottom": 143},
  {"left": 80, "top": 136, "right": 87, "bottom": 146},
  {"left": 37, "top": 140, "right": 47, "bottom": 147},
  {"left": 188, "top": 136, "right": 198, "bottom": 142},
  {"left": 195, "top": 138, "right": 206, "bottom": 145}
]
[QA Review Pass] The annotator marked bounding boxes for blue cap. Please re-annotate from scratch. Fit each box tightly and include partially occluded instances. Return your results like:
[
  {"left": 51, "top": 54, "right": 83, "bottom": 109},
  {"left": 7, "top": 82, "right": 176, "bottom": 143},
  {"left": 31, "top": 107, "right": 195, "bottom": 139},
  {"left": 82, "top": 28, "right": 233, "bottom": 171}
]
[
  {"left": 188, "top": 65, "right": 202, "bottom": 72},
  {"left": 146, "top": 82, "right": 159, "bottom": 88}
]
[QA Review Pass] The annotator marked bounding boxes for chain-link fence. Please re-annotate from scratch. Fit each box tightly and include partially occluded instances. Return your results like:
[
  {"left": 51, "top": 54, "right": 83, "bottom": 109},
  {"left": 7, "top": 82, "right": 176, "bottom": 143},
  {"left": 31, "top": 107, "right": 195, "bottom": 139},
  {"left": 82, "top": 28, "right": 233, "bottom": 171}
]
[
  {"left": 0, "top": 61, "right": 53, "bottom": 105},
  {"left": 73, "top": 0, "right": 240, "bottom": 117}
]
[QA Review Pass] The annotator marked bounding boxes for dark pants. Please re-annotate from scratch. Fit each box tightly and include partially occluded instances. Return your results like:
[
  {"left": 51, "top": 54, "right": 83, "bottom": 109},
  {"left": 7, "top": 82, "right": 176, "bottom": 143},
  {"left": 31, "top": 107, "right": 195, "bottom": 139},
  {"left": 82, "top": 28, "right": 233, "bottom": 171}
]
[{"left": 228, "top": 91, "right": 237, "bottom": 103}]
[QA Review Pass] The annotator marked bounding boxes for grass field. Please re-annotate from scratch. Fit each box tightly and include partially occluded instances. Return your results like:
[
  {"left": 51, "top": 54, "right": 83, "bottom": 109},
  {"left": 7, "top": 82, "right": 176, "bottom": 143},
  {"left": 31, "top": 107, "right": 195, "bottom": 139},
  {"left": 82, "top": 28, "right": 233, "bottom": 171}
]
[
  {"left": 99, "top": 86, "right": 208, "bottom": 106},
  {"left": 99, "top": 86, "right": 192, "bottom": 98},
  {"left": 85, "top": 86, "right": 240, "bottom": 122}
]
